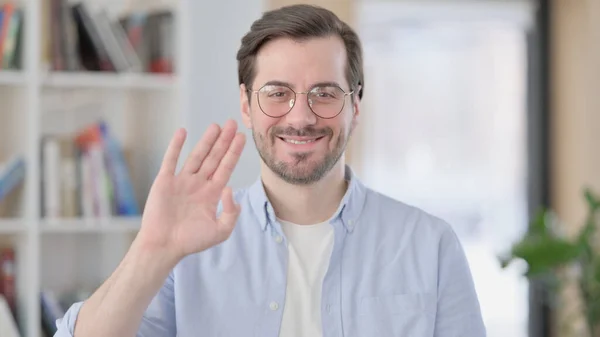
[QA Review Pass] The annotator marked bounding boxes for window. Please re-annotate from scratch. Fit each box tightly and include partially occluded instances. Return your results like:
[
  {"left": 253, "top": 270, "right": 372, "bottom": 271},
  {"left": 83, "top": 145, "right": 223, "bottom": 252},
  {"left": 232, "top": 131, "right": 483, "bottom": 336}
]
[{"left": 355, "top": 2, "right": 533, "bottom": 336}]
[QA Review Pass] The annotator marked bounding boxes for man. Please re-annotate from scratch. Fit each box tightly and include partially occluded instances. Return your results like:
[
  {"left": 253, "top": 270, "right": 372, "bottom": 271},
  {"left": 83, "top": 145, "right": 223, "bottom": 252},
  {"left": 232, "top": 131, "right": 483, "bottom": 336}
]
[{"left": 56, "top": 4, "right": 485, "bottom": 337}]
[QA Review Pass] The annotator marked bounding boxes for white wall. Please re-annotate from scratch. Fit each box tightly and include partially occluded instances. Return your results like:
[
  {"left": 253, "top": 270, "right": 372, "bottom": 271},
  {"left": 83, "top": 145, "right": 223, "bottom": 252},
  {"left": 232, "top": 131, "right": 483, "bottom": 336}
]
[{"left": 183, "top": 0, "right": 265, "bottom": 189}]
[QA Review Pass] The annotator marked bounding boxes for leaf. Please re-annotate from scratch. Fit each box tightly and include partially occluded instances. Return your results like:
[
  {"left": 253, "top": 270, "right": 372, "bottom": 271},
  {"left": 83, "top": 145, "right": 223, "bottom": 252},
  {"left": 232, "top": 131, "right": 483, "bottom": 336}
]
[
  {"left": 577, "top": 189, "right": 600, "bottom": 264},
  {"left": 577, "top": 216, "right": 595, "bottom": 245},
  {"left": 529, "top": 208, "right": 551, "bottom": 236},
  {"left": 584, "top": 188, "right": 600, "bottom": 211},
  {"left": 510, "top": 237, "right": 584, "bottom": 277},
  {"left": 583, "top": 294, "right": 600, "bottom": 332},
  {"left": 594, "top": 255, "right": 600, "bottom": 284}
]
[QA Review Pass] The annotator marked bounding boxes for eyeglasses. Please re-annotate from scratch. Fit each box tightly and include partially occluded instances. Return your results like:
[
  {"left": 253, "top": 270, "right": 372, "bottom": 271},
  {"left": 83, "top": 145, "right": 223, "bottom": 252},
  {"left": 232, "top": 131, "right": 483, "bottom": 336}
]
[{"left": 248, "top": 83, "right": 355, "bottom": 119}]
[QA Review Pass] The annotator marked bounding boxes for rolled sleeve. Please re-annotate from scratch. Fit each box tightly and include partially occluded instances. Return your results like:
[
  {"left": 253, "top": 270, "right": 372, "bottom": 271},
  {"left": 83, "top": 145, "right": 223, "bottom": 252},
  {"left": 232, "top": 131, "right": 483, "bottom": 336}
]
[
  {"left": 52, "top": 270, "right": 176, "bottom": 337},
  {"left": 54, "top": 301, "right": 84, "bottom": 337}
]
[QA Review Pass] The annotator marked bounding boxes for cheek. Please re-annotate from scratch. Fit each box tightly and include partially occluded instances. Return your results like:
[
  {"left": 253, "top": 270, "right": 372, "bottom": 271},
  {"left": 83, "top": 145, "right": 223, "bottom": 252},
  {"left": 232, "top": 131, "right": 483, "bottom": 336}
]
[
  {"left": 327, "top": 118, "right": 349, "bottom": 139},
  {"left": 250, "top": 106, "right": 278, "bottom": 133}
]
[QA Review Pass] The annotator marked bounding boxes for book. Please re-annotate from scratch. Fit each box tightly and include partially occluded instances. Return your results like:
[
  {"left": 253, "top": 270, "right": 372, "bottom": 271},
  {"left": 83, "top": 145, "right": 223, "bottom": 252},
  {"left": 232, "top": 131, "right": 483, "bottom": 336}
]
[
  {"left": 41, "top": 121, "right": 140, "bottom": 219},
  {"left": 0, "top": 156, "right": 25, "bottom": 204},
  {"left": 47, "top": 1, "right": 174, "bottom": 74},
  {"left": 0, "top": 2, "right": 23, "bottom": 70}
]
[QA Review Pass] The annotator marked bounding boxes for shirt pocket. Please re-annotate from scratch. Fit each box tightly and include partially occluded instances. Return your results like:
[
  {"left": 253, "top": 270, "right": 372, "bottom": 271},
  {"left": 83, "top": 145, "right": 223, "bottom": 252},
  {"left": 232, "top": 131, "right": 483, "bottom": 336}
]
[{"left": 357, "top": 292, "right": 437, "bottom": 337}]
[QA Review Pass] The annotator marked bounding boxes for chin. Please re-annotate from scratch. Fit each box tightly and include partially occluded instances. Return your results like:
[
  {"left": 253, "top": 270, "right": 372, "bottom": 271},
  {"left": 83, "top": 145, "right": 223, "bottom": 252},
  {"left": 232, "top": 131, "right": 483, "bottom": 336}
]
[
  {"left": 276, "top": 168, "right": 325, "bottom": 185},
  {"left": 255, "top": 130, "right": 346, "bottom": 185},
  {"left": 270, "top": 155, "right": 337, "bottom": 185}
]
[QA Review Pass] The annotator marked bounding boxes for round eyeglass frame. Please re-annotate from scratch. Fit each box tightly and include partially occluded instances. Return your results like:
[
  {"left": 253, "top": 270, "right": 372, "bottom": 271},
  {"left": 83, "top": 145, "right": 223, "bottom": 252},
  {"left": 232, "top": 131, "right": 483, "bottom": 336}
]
[{"left": 247, "top": 83, "right": 355, "bottom": 119}]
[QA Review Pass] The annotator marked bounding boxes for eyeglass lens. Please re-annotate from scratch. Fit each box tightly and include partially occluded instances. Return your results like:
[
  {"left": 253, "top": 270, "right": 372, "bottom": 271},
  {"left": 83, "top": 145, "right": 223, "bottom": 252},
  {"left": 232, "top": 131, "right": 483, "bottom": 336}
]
[{"left": 257, "top": 84, "right": 347, "bottom": 118}]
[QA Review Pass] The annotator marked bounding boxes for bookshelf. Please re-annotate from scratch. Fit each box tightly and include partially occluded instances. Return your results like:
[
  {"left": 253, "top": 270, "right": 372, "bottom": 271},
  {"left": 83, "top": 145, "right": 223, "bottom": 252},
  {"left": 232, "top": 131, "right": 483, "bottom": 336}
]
[
  {"left": 0, "top": 0, "right": 190, "bottom": 336},
  {"left": 42, "top": 71, "right": 175, "bottom": 89},
  {"left": 0, "top": 71, "right": 26, "bottom": 85},
  {"left": 0, "top": 220, "right": 25, "bottom": 234},
  {"left": 40, "top": 217, "right": 141, "bottom": 233}
]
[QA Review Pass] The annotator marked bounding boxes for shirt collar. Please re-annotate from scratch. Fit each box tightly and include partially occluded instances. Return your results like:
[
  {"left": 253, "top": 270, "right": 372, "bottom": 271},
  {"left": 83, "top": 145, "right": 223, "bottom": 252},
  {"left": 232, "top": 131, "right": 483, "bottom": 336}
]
[{"left": 248, "top": 165, "right": 367, "bottom": 233}]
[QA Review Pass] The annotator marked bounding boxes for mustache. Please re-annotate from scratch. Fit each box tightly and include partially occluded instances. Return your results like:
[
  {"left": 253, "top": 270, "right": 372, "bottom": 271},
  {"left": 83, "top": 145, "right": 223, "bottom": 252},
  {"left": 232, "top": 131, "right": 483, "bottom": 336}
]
[{"left": 270, "top": 126, "right": 332, "bottom": 138}]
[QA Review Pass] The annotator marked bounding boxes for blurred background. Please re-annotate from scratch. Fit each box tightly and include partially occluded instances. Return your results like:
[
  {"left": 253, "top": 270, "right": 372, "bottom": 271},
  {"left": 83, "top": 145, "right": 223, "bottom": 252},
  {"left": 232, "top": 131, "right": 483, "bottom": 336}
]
[{"left": 0, "top": 0, "right": 596, "bottom": 336}]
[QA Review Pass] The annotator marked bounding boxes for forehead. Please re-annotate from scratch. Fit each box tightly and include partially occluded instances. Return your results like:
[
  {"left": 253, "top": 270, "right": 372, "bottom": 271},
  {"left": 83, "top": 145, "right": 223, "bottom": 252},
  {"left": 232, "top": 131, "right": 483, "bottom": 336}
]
[{"left": 253, "top": 36, "right": 348, "bottom": 90}]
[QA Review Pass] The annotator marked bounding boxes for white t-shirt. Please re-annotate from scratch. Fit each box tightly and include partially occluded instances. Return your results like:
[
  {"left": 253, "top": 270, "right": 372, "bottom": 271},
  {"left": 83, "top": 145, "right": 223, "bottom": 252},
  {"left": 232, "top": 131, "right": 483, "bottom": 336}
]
[{"left": 278, "top": 218, "right": 335, "bottom": 337}]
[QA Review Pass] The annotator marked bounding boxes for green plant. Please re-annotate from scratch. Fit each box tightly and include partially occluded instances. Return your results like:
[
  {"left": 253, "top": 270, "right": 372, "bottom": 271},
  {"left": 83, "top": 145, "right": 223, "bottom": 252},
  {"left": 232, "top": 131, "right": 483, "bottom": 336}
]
[{"left": 500, "top": 188, "right": 600, "bottom": 336}]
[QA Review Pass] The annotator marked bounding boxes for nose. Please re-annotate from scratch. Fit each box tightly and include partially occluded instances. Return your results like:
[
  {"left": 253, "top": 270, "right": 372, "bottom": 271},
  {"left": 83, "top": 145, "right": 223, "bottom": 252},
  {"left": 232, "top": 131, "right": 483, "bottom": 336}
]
[{"left": 284, "top": 93, "right": 318, "bottom": 127}]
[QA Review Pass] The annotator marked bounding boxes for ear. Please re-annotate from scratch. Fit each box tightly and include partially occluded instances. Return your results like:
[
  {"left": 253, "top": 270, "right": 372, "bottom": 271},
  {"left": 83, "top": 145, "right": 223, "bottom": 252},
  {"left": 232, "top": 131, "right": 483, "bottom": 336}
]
[
  {"left": 240, "top": 84, "right": 252, "bottom": 129},
  {"left": 350, "top": 86, "right": 361, "bottom": 132}
]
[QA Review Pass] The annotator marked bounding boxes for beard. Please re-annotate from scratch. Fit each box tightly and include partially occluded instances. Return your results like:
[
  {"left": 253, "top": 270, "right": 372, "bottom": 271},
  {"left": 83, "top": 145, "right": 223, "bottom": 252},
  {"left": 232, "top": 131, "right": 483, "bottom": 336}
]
[{"left": 253, "top": 124, "right": 348, "bottom": 185}]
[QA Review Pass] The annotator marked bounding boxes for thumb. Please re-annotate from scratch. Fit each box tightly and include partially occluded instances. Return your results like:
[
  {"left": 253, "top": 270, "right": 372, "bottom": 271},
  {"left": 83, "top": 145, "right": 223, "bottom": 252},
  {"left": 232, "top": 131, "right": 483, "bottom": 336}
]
[{"left": 217, "top": 186, "right": 240, "bottom": 239}]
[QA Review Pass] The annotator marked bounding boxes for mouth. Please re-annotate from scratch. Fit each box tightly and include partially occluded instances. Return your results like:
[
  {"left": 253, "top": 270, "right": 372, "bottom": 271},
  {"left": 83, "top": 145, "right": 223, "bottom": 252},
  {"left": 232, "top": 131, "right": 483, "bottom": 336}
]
[
  {"left": 277, "top": 136, "right": 325, "bottom": 144},
  {"left": 275, "top": 135, "right": 327, "bottom": 151}
]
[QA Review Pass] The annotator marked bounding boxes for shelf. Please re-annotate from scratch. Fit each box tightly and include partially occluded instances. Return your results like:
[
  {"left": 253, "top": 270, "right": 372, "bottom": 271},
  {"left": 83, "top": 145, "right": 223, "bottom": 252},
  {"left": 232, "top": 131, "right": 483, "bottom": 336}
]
[
  {"left": 0, "top": 218, "right": 27, "bottom": 234},
  {"left": 0, "top": 70, "right": 26, "bottom": 86},
  {"left": 42, "top": 72, "right": 176, "bottom": 90},
  {"left": 40, "top": 216, "right": 142, "bottom": 233}
]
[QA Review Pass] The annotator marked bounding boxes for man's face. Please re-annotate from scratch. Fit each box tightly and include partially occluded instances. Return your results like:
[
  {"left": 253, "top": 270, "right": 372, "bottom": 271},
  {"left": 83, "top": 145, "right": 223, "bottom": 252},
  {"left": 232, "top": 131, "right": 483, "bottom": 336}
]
[{"left": 240, "top": 36, "right": 360, "bottom": 185}]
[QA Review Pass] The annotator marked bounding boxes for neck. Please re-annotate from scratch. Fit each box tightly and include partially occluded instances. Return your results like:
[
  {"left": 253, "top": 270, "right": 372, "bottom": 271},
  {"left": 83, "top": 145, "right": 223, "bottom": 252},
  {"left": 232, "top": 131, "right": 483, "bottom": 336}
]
[{"left": 261, "top": 160, "right": 348, "bottom": 225}]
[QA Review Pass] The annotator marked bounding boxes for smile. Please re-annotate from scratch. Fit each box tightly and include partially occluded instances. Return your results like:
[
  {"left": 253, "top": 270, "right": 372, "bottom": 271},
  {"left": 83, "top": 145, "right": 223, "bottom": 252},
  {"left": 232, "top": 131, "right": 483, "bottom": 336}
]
[{"left": 277, "top": 136, "right": 326, "bottom": 146}]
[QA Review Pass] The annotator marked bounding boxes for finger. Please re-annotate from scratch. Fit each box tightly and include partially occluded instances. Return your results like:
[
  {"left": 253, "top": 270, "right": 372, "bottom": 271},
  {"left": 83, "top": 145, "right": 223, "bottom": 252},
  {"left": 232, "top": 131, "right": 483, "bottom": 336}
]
[
  {"left": 211, "top": 132, "right": 246, "bottom": 188},
  {"left": 197, "top": 119, "right": 238, "bottom": 179},
  {"left": 159, "top": 128, "right": 186, "bottom": 176},
  {"left": 181, "top": 124, "right": 221, "bottom": 174},
  {"left": 216, "top": 186, "right": 240, "bottom": 241}
]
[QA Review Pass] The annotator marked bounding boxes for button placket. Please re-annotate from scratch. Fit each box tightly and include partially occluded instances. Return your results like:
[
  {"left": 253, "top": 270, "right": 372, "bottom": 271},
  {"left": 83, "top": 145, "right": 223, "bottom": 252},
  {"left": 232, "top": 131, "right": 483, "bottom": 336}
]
[
  {"left": 259, "top": 221, "right": 288, "bottom": 337},
  {"left": 321, "top": 219, "right": 347, "bottom": 337}
]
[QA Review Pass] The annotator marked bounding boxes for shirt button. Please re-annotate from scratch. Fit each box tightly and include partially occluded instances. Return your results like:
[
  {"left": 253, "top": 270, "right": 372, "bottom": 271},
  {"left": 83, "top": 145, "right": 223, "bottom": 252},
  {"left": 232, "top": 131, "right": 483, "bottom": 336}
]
[
  {"left": 326, "top": 304, "right": 332, "bottom": 313},
  {"left": 274, "top": 235, "right": 283, "bottom": 243},
  {"left": 269, "top": 301, "right": 279, "bottom": 311}
]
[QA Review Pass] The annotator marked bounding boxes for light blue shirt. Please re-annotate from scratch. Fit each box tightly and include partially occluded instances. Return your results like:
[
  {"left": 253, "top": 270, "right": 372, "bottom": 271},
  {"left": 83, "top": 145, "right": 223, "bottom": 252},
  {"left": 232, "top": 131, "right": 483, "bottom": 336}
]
[{"left": 55, "top": 166, "right": 486, "bottom": 337}]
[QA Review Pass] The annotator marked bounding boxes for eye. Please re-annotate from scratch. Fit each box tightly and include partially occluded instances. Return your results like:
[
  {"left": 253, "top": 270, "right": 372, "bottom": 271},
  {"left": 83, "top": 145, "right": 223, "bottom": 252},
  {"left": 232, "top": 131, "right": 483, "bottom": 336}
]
[
  {"left": 260, "top": 85, "right": 292, "bottom": 100},
  {"left": 316, "top": 92, "right": 334, "bottom": 98},
  {"left": 311, "top": 86, "right": 341, "bottom": 100},
  {"left": 269, "top": 91, "right": 286, "bottom": 98}
]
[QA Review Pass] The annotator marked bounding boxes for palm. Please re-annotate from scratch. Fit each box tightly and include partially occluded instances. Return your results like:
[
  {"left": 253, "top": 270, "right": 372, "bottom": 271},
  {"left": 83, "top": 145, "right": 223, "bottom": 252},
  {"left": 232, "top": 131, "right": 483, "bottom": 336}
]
[
  {"left": 145, "top": 175, "right": 220, "bottom": 256},
  {"left": 139, "top": 120, "right": 246, "bottom": 260}
]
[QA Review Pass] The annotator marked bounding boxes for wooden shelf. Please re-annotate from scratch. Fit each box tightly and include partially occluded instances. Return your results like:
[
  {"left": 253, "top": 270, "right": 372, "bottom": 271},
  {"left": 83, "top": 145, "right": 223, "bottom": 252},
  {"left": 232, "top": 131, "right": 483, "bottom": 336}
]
[
  {"left": 0, "top": 218, "right": 27, "bottom": 234},
  {"left": 42, "top": 72, "right": 176, "bottom": 90},
  {"left": 40, "top": 217, "right": 142, "bottom": 233},
  {"left": 0, "top": 71, "right": 26, "bottom": 86}
]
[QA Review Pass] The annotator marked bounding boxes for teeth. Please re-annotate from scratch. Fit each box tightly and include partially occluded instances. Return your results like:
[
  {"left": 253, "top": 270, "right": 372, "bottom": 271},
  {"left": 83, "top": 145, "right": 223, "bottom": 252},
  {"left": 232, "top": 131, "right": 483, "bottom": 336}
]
[{"left": 284, "top": 139, "right": 315, "bottom": 144}]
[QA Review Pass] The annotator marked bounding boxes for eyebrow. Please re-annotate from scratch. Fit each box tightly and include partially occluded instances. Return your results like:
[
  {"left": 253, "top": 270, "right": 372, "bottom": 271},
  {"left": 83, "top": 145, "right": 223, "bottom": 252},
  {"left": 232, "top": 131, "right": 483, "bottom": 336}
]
[
  {"left": 262, "top": 80, "right": 344, "bottom": 90},
  {"left": 263, "top": 80, "right": 293, "bottom": 88}
]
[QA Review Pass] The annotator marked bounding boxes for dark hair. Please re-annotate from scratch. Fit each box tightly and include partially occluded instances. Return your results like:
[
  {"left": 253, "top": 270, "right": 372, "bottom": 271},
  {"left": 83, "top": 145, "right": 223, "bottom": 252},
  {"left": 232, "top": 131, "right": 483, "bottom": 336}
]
[{"left": 236, "top": 4, "right": 364, "bottom": 100}]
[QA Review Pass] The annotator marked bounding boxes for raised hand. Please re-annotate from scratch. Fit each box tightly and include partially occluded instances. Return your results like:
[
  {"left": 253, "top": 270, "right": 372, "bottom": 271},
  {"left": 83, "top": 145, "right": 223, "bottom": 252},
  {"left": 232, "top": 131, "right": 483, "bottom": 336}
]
[{"left": 137, "top": 119, "right": 247, "bottom": 261}]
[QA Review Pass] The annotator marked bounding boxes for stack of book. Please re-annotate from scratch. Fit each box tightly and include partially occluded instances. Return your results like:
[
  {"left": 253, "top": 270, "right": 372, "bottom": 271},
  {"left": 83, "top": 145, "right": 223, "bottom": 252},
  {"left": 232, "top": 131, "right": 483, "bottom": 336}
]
[
  {"left": 0, "top": 1, "right": 23, "bottom": 71},
  {"left": 46, "top": 0, "right": 174, "bottom": 74},
  {"left": 41, "top": 121, "right": 140, "bottom": 219}
]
